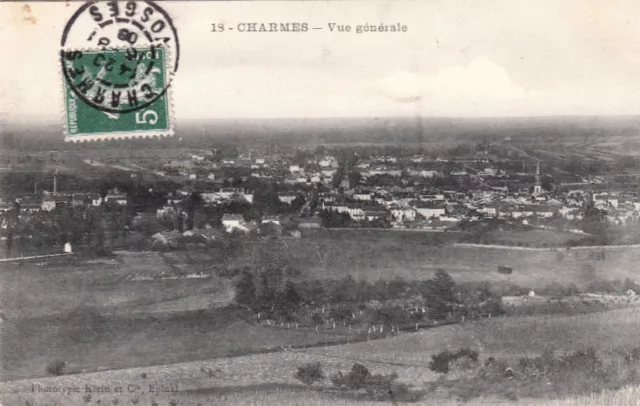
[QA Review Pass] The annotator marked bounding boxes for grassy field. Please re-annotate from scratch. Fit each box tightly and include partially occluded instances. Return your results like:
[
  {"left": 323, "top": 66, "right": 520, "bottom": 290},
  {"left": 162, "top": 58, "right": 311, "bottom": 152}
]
[
  {"left": 0, "top": 252, "right": 232, "bottom": 318},
  {"left": 3, "top": 307, "right": 640, "bottom": 404},
  {"left": 268, "top": 230, "right": 640, "bottom": 290},
  {"left": 3, "top": 233, "right": 640, "bottom": 386},
  {"left": 0, "top": 251, "right": 352, "bottom": 381},
  {"left": 4, "top": 232, "right": 638, "bottom": 319},
  {"left": 301, "top": 307, "right": 640, "bottom": 368},
  {"left": 477, "top": 229, "right": 581, "bottom": 247}
]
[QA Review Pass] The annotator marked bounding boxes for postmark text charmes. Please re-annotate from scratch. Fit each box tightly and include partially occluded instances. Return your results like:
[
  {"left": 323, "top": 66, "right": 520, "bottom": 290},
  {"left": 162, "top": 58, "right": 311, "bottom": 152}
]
[{"left": 62, "top": 47, "right": 165, "bottom": 113}]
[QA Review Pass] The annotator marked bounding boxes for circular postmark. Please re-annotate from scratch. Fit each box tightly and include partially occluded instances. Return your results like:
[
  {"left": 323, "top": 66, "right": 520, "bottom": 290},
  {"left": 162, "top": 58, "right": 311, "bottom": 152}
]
[{"left": 60, "top": 1, "right": 179, "bottom": 113}]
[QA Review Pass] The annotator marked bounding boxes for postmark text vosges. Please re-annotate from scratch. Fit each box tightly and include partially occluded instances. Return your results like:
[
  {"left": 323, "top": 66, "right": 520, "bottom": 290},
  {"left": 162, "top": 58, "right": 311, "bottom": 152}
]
[{"left": 61, "top": 1, "right": 179, "bottom": 114}]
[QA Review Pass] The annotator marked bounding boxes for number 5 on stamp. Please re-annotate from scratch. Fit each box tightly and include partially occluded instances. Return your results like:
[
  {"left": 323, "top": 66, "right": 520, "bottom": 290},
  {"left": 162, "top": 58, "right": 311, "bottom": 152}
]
[{"left": 62, "top": 47, "right": 173, "bottom": 142}]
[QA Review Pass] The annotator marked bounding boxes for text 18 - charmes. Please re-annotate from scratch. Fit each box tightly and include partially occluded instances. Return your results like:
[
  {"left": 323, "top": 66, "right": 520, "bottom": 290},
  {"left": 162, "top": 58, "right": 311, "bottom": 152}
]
[{"left": 211, "top": 22, "right": 408, "bottom": 33}]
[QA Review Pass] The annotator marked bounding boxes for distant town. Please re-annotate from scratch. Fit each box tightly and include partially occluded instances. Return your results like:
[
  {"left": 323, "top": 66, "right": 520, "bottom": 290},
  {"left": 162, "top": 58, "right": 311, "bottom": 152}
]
[{"left": 1, "top": 138, "right": 638, "bottom": 257}]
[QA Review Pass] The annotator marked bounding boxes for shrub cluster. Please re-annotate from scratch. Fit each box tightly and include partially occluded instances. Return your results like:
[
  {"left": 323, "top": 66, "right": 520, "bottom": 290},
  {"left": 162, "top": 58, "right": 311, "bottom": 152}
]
[
  {"left": 329, "top": 363, "right": 412, "bottom": 400},
  {"left": 429, "top": 347, "right": 479, "bottom": 374},
  {"left": 45, "top": 359, "right": 66, "bottom": 376},
  {"left": 294, "top": 362, "right": 325, "bottom": 386},
  {"left": 432, "top": 346, "right": 640, "bottom": 402}
]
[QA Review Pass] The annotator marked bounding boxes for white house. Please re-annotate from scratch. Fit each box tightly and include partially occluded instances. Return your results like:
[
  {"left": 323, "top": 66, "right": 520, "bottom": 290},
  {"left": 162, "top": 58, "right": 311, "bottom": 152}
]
[
  {"left": 41, "top": 198, "right": 56, "bottom": 212},
  {"left": 261, "top": 215, "right": 281, "bottom": 225},
  {"left": 391, "top": 207, "right": 416, "bottom": 222},
  {"left": 221, "top": 214, "right": 245, "bottom": 232},
  {"left": 353, "top": 192, "right": 373, "bottom": 201},
  {"left": 278, "top": 192, "right": 299, "bottom": 204},
  {"left": 414, "top": 207, "right": 446, "bottom": 219}
]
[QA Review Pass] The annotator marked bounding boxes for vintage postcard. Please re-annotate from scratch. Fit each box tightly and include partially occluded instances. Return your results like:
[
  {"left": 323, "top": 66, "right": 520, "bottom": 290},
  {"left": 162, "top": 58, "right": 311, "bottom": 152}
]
[{"left": 3, "top": 0, "right": 640, "bottom": 405}]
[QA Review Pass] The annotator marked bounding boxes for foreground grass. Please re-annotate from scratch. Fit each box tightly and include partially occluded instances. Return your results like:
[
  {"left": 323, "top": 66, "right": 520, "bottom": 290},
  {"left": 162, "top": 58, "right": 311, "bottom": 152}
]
[
  {"left": 3, "top": 308, "right": 640, "bottom": 404},
  {"left": 5, "top": 384, "right": 640, "bottom": 405},
  {"left": 217, "top": 385, "right": 640, "bottom": 405}
]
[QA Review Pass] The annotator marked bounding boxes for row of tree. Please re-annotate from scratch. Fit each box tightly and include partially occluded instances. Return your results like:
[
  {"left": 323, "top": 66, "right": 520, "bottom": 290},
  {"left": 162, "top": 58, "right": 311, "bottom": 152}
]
[{"left": 235, "top": 269, "right": 503, "bottom": 323}]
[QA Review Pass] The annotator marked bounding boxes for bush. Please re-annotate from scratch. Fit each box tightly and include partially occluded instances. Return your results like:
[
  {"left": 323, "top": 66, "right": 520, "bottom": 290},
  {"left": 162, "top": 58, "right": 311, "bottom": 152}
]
[
  {"left": 479, "top": 356, "right": 510, "bottom": 380},
  {"left": 347, "top": 363, "right": 371, "bottom": 390},
  {"left": 45, "top": 359, "right": 66, "bottom": 376},
  {"left": 294, "top": 362, "right": 325, "bottom": 386},
  {"left": 429, "top": 347, "right": 479, "bottom": 374},
  {"left": 430, "top": 350, "right": 454, "bottom": 374},
  {"left": 364, "top": 372, "right": 399, "bottom": 399},
  {"left": 330, "top": 363, "right": 410, "bottom": 401},
  {"left": 559, "top": 347, "right": 603, "bottom": 374},
  {"left": 330, "top": 371, "right": 349, "bottom": 389},
  {"left": 624, "top": 346, "right": 640, "bottom": 364},
  {"left": 434, "top": 346, "right": 640, "bottom": 402},
  {"left": 330, "top": 363, "right": 370, "bottom": 390}
]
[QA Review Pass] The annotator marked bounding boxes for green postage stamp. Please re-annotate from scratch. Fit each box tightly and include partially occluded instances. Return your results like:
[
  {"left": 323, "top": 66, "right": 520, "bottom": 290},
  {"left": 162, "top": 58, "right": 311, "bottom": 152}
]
[{"left": 61, "top": 47, "right": 173, "bottom": 142}]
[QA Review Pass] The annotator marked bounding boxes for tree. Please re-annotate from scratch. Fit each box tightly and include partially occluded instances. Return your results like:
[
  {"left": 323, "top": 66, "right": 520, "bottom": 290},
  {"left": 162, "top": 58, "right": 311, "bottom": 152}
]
[
  {"left": 235, "top": 271, "right": 256, "bottom": 307},
  {"left": 280, "top": 280, "right": 302, "bottom": 309},
  {"left": 331, "top": 363, "right": 370, "bottom": 391},
  {"left": 348, "top": 171, "right": 362, "bottom": 187},
  {"left": 134, "top": 213, "right": 164, "bottom": 237},
  {"left": 581, "top": 202, "right": 610, "bottom": 244},
  {"left": 330, "top": 275, "right": 357, "bottom": 303},
  {"left": 311, "top": 313, "right": 324, "bottom": 328},
  {"left": 291, "top": 196, "right": 306, "bottom": 212},
  {"left": 5, "top": 225, "right": 13, "bottom": 257},
  {"left": 294, "top": 362, "right": 325, "bottom": 387},
  {"left": 347, "top": 363, "right": 370, "bottom": 390},
  {"left": 427, "top": 269, "right": 457, "bottom": 320},
  {"left": 184, "top": 192, "right": 203, "bottom": 230}
]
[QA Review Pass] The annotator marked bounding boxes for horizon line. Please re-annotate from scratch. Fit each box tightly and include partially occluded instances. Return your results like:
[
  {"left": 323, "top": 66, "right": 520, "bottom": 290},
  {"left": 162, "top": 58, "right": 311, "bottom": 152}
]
[{"left": 4, "top": 113, "right": 640, "bottom": 126}]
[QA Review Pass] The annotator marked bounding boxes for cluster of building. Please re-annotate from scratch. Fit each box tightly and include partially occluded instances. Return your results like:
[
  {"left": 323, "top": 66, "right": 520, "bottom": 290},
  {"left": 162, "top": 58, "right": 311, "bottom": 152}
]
[{"left": 5, "top": 147, "right": 640, "bottom": 237}]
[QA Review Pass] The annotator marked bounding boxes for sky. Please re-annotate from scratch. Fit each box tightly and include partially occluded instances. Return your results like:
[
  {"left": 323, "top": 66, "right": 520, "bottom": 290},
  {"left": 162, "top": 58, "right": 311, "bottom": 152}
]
[{"left": 2, "top": 0, "right": 640, "bottom": 122}]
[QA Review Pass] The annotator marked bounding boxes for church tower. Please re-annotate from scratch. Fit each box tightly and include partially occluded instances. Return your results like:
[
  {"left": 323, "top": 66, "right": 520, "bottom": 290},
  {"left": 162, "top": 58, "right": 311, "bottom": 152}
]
[{"left": 533, "top": 160, "right": 542, "bottom": 195}]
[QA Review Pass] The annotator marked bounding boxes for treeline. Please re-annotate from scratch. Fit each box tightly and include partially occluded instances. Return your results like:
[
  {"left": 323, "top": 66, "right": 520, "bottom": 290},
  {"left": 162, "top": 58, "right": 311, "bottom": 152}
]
[
  {"left": 234, "top": 268, "right": 504, "bottom": 324},
  {"left": 1, "top": 206, "right": 127, "bottom": 257}
]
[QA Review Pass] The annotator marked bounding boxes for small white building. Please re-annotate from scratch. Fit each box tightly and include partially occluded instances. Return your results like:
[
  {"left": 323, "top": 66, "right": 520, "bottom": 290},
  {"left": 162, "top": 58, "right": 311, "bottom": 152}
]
[{"left": 221, "top": 214, "right": 245, "bottom": 232}]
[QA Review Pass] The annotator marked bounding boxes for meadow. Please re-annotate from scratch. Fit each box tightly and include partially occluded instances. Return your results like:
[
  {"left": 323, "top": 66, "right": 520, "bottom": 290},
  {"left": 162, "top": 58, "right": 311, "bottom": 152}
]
[
  {"left": 3, "top": 231, "right": 640, "bottom": 401},
  {"left": 267, "top": 230, "right": 640, "bottom": 291},
  {"left": 3, "top": 307, "right": 640, "bottom": 404},
  {"left": 0, "top": 251, "right": 349, "bottom": 381},
  {"left": 302, "top": 307, "right": 640, "bottom": 367}
]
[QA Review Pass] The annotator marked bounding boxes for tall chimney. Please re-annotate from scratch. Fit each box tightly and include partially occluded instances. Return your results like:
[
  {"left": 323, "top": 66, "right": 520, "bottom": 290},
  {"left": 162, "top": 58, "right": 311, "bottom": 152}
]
[{"left": 53, "top": 173, "right": 57, "bottom": 194}]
